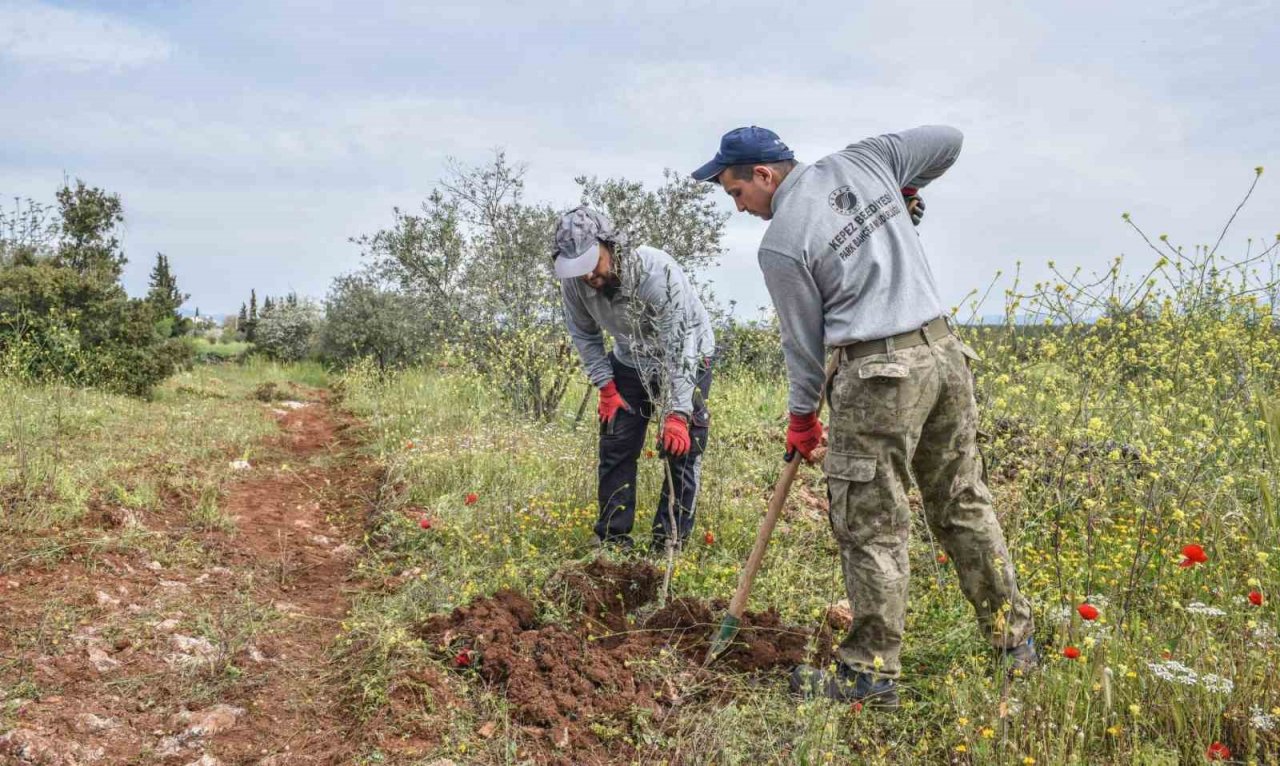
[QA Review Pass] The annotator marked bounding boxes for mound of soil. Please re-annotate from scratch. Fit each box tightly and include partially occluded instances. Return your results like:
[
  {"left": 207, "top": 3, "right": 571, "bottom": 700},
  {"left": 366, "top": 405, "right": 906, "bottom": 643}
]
[
  {"left": 551, "top": 558, "right": 661, "bottom": 631},
  {"left": 643, "top": 596, "right": 832, "bottom": 672},
  {"left": 417, "top": 561, "right": 836, "bottom": 763}
]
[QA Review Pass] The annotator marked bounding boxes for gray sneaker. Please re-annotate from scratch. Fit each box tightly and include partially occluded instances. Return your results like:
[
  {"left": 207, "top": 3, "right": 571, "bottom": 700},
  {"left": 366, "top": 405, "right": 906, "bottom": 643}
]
[
  {"left": 1002, "top": 637, "right": 1040, "bottom": 676},
  {"left": 789, "top": 663, "right": 900, "bottom": 709}
]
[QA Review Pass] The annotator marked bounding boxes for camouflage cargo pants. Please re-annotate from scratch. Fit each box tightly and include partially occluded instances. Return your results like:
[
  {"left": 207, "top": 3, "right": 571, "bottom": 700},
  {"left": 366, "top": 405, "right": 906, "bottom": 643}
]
[{"left": 824, "top": 331, "right": 1034, "bottom": 677}]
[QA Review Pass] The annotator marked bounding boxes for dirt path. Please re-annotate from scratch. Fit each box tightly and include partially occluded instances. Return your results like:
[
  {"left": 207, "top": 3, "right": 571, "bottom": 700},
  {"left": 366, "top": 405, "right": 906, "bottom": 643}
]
[{"left": 1, "top": 392, "right": 381, "bottom": 765}]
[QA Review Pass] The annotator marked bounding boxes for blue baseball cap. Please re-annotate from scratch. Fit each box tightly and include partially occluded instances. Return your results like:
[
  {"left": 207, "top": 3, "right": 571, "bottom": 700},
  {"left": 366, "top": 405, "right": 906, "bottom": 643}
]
[{"left": 691, "top": 126, "right": 794, "bottom": 183}]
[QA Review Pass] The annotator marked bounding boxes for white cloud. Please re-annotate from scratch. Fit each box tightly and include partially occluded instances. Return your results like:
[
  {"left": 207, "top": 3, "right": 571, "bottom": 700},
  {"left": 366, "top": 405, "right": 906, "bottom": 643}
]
[
  {"left": 0, "top": 1, "right": 171, "bottom": 71},
  {"left": 1, "top": 0, "right": 1275, "bottom": 318}
]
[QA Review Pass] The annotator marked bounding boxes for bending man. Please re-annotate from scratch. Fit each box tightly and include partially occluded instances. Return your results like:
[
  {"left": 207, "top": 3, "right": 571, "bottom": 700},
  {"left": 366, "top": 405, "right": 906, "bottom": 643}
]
[
  {"left": 553, "top": 206, "right": 715, "bottom": 552},
  {"left": 692, "top": 125, "right": 1035, "bottom": 708}
]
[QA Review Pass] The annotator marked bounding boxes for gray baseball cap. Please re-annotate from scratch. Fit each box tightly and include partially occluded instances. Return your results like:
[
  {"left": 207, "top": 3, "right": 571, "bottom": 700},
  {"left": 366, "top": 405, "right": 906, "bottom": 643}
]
[{"left": 552, "top": 205, "right": 623, "bottom": 279}]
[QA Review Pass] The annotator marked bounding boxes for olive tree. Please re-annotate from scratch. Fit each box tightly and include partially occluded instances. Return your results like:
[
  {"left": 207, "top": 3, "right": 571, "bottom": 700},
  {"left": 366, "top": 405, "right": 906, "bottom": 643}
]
[{"left": 348, "top": 153, "right": 730, "bottom": 420}]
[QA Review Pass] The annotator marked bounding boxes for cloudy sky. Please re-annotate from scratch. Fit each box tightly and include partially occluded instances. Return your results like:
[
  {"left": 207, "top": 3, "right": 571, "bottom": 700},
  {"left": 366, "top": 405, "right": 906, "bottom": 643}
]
[{"left": 1, "top": 0, "right": 1276, "bottom": 318}]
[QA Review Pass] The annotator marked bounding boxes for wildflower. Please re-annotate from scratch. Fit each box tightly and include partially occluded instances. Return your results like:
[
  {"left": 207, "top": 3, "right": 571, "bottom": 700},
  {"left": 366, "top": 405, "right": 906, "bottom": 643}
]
[
  {"left": 419, "top": 517, "right": 433, "bottom": 530},
  {"left": 1206, "top": 741, "right": 1230, "bottom": 760},
  {"left": 1062, "top": 646, "right": 1081, "bottom": 660},
  {"left": 704, "top": 531, "right": 715, "bottom": 545},
  {"left": 980, "top": 727, "right": 995, "bottom": 739},
  {"left": 1078, "top": 603, "right": 1099, "bottom": 621},
  {"left": 1179, "top": 544, "right": 1208, "bottom": 568},
  {"left": 850, "top": 701, "right": 863, "bottom": 714},
  {"left": 1023, "top": 758, "right": 1036, "bottom": 765},
  {"left": 936, "top": 552, "right": 949, "bottom": 564},
  {"left": 1148, "top": 660, "right": 1198, "bottom": 686},
  {"left": 1248, "top": 590, "right": 1263, "bottom": 606},
  {"left": 954, "top": 744, "right": 968, "bottom": 753},
  {"left": 1250, "top": 706, "right": 1278, "bottom": 732},
  {"left": 465, "top": 492, "right": 479, "bottom": 506},
  {"left": 645, "top": 449, "right": 656, "bottom": 459},
  {"left": 454, "top": 649, "right": 474, "bottom": 668},
  {"left": 1186, "top": 602, "right": 1227, "bottom": 617},
  {"left": 1199, "top": 672, "right": 1234, "bottom": 694}
]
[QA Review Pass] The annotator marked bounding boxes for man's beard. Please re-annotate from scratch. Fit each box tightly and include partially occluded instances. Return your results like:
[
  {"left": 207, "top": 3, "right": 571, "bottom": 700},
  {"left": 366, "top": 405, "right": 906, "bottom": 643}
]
[{"left": 596, "top": 272, "right": 623, "bottom": 298}]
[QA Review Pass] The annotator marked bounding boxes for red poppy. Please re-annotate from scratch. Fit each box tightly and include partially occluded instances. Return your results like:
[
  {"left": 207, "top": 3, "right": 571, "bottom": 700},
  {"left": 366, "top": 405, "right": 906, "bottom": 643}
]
[
  {"left": 419, "top": 517, "right": 433, "bottom": 530},
  {"left": 405, "top": 439, "right": 415, "bottom": 450},
  {"left": 936, "top": 553, "right": 949, "bottom": 565},
  {"left": 1062, "top": 646, "right": 1081, "bottom": 659},
  {"left": 1206, "top": 741, "right": 1230, "bottom": 760},
  {"left": 1179, "top": 544, "right": 1208, "bottom": 568},
  {"left": 1161, "top": 650, "right": 1173, "bottom": 660},
  {"left": 704, "top": 531, "right": 715, "bottom": 545},
  {"left": 1249, "top": 590, "right": 1264, "bottom": 607},
  {"left": 1077, "top": 603, "right": 1099, "bottom": 621},
  {"left": 464, "top": 493, "right": 479, "bottom": 506},
  {"left": 454, "top": 649, "right": 473, "bottom": 668},
  {"left": 850, "top": 701, "right": 863, "bottom": 714}
]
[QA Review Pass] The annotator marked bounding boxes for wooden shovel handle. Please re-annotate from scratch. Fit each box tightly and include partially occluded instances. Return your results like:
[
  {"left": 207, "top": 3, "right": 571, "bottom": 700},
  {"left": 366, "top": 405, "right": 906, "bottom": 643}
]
[
  {"left": 727, "top": 455, "right": 804, "bottom": 618},
  {"left": 726, "top": 353, "right": 837, "bottom": 620}
]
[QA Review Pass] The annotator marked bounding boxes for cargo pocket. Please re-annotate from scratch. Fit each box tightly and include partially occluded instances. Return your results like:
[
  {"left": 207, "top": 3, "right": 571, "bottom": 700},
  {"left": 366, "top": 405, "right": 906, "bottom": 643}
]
[
  {"left": 834, "top": 356, "right": 906, "bottom": 441},
  {"left": 824, "top": 450, "right": 878, "bottom": 543}
]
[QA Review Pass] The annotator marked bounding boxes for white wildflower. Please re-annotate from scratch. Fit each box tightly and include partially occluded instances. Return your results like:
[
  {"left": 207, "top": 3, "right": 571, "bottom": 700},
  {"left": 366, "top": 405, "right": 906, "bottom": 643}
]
[
  {"left": 1199, "top": 673, "right": 1234, "bottom": 694},
  {"left": 1146, "top": 660, "right": 1233, "bottom": 694},
  {"left": 1185, "top": 602, "right": 1227, "bottom": 617},
  {"left": 1251, "top": 706, "right": 1278, "bottom": 732},
  {"left": 1147, "top": 660, "right": 1199, "bottom": 686}
]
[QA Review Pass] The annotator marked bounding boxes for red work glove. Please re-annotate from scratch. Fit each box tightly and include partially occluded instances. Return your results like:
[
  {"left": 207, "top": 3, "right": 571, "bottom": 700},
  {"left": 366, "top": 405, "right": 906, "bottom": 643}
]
[
  {"left": 786, "top": 412, "right": 824, "bottom": 462},
  {"left": 659, "top": 413, "right": 691, "bottom": 456},
  {"left": 902, "top": 187, "right": 925, "bottom": 226},
  {"left": 598, "top": 380, "right": 630, "bottom": 424}
]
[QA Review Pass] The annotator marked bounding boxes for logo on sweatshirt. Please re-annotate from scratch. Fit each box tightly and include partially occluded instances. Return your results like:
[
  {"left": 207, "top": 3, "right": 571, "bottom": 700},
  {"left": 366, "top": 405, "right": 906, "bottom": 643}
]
[{"left": 828, "top": 186, "right": 859, "bottom": 215}]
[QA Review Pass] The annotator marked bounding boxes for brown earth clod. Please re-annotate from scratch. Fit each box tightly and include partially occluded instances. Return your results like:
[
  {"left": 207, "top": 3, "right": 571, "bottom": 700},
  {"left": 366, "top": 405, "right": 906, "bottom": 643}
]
[{"left": 416, "top": 560, "right": 835, "bottom": 764}]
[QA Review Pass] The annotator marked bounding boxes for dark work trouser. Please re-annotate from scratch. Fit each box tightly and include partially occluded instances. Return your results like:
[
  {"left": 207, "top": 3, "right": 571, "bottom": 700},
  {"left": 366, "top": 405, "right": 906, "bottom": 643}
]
[{"left": 595, "top": 353, "right": 712, "bottom": 551}]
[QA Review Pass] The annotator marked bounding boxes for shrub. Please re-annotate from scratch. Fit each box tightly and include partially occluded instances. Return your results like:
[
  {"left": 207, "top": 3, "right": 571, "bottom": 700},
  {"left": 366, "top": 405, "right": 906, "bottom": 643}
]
[
  {"left": 254, "top": 300, "right": 322, "bottom": 362},
  {"left": 0, "top": 263, "right": 191, "bottom": 396},
  {"left": 320, "top": 269, "right": 435, "bottom": 370}
]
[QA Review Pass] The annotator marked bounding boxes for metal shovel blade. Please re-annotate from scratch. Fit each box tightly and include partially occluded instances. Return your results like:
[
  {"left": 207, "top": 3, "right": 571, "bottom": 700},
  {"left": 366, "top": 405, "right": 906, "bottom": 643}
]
[{"left": 704, "top": 613, "right": 741, "bottom": 665}]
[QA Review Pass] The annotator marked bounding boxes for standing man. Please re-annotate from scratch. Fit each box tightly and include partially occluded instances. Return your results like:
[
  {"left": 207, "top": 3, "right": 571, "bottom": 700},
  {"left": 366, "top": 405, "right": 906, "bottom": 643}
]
[
  {"left": 553, "top": 206, "right": 716, "bottom": 553},
  {"left": 692, "top": 126, "right": 1035, "bottom": 707}
]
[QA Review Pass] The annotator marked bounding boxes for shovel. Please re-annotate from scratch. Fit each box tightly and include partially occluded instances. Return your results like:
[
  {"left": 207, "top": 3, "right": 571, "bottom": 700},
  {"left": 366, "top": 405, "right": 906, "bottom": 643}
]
[
  {"left": 704, "top": 452, "right": 807, "bottom": 664},
  {"left": 705, "top": 368, "right": 835, "bottom": 665}
]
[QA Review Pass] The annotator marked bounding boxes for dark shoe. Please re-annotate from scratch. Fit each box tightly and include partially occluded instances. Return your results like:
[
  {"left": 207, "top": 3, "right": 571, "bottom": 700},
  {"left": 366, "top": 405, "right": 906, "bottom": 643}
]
[
  {"left": 1002, "top": 637, "right": 1040, "bottom": 676},
  {"left": 789, "top": 663, "right": 900, "bottom": 709}
]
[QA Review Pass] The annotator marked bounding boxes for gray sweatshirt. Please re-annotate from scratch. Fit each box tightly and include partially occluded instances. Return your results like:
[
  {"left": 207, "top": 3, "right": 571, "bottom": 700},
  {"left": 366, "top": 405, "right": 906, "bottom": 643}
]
[
  {"left": 561, "top": 245, "right": 715, "bottom": 414},
  {"left": 758, "top": 125, "right": 963, "bottom": 413}
]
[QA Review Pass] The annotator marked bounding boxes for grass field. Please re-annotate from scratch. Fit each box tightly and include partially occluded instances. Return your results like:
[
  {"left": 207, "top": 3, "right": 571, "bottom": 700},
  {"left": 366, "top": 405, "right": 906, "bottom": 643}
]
[
  {"left": 190, "top": 337, "right": 253, "bottom": 363},
  {"left": 3, "top": 250, "right": 1280, "bottom": 763},
  {"left": 332, "top": 316, "right": 1280, "bottom": 764}
]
